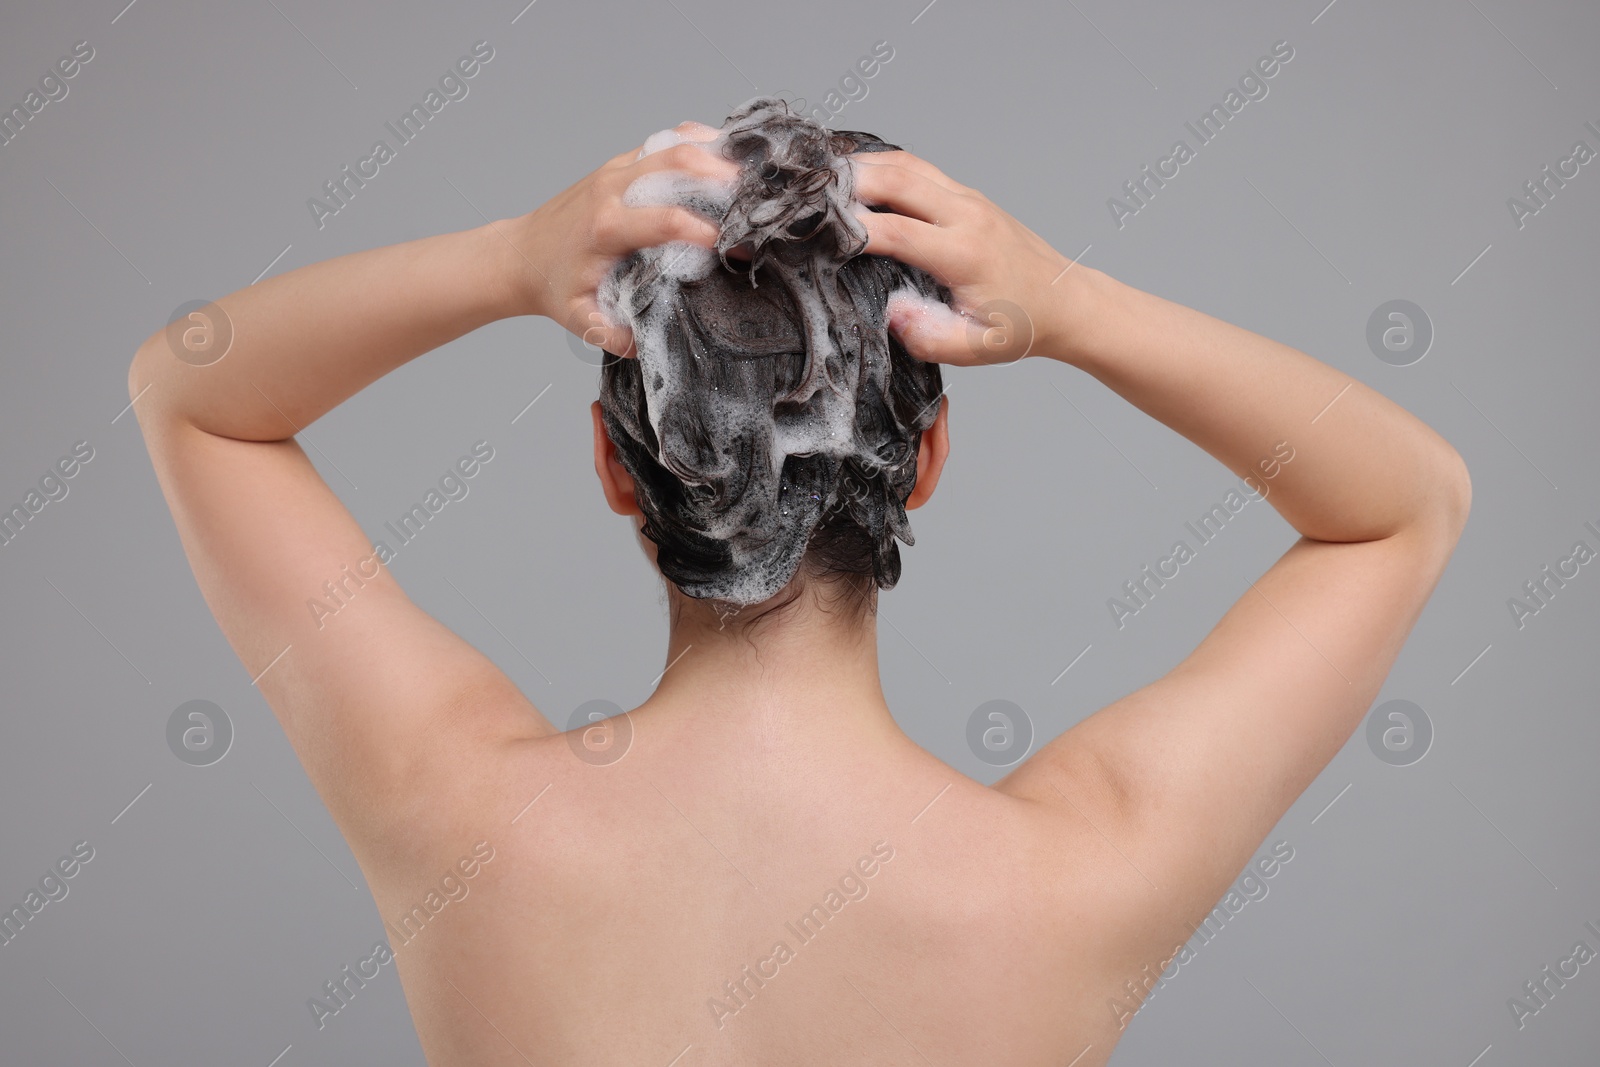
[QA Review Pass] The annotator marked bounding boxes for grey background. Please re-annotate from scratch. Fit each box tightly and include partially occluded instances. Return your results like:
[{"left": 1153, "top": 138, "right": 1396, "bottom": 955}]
[{"left": 1, "top": 0, "right": 1596, "bottom": 1063}]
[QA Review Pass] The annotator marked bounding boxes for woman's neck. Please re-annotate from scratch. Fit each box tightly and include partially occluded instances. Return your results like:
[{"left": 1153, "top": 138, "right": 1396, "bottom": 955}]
[{"left": 639, "top": 584, "right": 902, "bottom": 743}]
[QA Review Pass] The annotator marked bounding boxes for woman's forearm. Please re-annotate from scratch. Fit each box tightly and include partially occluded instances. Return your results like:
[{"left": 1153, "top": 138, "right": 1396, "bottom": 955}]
[
  {"left": 131, "top": 220, "right": 531, "bottom": 439},
  {"left": 1054, "top": 267, "right": 1469, "bottom": 543}
]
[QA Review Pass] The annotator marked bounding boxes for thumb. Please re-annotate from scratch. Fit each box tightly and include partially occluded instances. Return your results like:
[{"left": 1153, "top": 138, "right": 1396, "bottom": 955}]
[
  {"left": 571, "top": 301, "right": 637, "bottom": 360},
  {"left": 886, "top": 291, "right": 972, "bottom": 365},
  {"left": 605, "top": 322, "right": 638, "bottom": 360}
]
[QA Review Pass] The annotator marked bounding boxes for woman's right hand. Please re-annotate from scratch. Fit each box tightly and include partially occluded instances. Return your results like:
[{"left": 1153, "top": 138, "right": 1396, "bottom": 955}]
[
  {"left": 507, "top": 122, "right": 739, "bottom": 357},
  {"left": 849, "top": 150, "right": 1093, "bottom": 366}
]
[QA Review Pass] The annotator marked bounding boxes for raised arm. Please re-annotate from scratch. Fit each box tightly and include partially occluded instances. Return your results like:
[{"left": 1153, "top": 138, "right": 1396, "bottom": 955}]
[
  {"left": 851, "top": 150, "right": 1469, "bottom": 939},
  {"left": 128, "top": 137, "right": 736, "bottom": 844},
  {"left": 1012, "top": 262, "right": 1468, "bottom": 870}
]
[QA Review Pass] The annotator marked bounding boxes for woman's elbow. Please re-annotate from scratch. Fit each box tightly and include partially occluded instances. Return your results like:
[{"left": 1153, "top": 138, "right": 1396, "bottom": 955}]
[{"left": 1426, "top": 446, "right": 1472, "bottom": 542}]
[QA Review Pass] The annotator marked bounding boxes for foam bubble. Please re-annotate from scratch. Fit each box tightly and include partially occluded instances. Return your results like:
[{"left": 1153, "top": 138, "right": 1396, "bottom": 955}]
[
  {"left": 639, "top": 128, "right": 685, "bottom": 157},
  {"left": 638, "top": 121, "right": 724, "bottom": 159},
  {"left": 620, "top": 168, "right": 737, "bottom": 220},
  {"left": 886, "top": 284, "right": 969, "bottom": 334}
]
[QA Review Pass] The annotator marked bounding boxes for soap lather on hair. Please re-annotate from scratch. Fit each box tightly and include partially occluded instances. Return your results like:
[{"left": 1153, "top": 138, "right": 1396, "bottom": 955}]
[{"left": 597, "top": 96, "right": 952, "bottom": 608}]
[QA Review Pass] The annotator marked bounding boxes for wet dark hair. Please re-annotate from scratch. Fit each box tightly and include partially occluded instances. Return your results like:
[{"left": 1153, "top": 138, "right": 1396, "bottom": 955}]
[{"left": 597, "top": 97, "right": 950, "bottom": 620}]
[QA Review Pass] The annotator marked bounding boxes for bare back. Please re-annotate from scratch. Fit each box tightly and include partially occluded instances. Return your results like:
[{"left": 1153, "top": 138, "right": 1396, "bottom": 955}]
[{"left": 361, "top": 696, "right": 1157, "bottom": 1067}]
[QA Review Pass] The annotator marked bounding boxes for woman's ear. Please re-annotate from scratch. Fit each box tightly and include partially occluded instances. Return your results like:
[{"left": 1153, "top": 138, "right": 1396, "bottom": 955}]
[
  {"left": 591, "top": 401, "right": 643, "bottom": 517},
  {"left": 905, "top": 394, "right": 949, "bottom": 511}
]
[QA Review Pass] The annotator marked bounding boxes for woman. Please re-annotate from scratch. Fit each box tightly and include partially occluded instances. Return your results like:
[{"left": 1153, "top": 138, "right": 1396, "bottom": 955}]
[{"left": 129, "top": 100, "right": 1469, "bottom": 1066}]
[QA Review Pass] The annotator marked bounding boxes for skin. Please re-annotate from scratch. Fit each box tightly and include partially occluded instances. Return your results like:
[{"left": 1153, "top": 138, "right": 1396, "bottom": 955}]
[{"left": 129, "top": 123, "right": 1470, "bottom": 1066}]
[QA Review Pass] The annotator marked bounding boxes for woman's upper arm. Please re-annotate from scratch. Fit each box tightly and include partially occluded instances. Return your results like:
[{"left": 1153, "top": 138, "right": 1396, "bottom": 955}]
[
  {"left": 1001, "top": 464, "right": 1469, "bottom": 915},
  {"left": 129, "top": 349, "right": 556, "bottom": 831}
]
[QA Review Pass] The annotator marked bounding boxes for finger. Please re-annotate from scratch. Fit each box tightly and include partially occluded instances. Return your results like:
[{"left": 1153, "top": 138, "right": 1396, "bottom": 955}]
[
  {"left": 853, "top": 209, "right": 950, "bottom": 275},
  {"left": 611, "top": 323, "right": 638, "bottom": 360},
  {"left": 622, "top": 140, "right": 740, "bottom": 184},
  {"left": 851, "top": 149, "right": 970, "bottom": 195},
  {"left": 605, "top": 204, "right": 721, "bottom": 255},
  {"left": 850, "top": 159, "right": 969, "bottom": 226},
  {"left": 670, "top": 119, "right": 720, "bottom": 144},
  {"left": 604, "top": 120, "right": 720, "bottom": 171}
]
